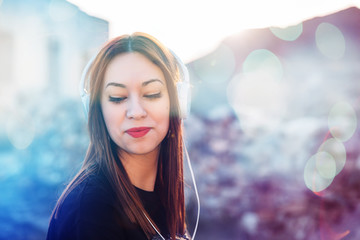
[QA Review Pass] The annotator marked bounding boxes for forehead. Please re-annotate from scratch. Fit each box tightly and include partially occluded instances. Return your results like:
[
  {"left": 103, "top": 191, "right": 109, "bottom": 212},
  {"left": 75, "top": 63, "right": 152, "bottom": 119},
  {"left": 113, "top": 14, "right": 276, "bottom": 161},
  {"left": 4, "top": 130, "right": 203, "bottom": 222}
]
[{"left": 103, "top": 52, "right": 165, "bottom": 86}]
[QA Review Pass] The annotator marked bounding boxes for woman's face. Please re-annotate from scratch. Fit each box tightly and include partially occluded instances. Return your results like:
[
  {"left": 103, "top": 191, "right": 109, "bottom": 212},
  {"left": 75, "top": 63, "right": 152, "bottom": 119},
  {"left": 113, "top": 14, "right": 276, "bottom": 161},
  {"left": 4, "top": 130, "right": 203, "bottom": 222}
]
[{"left": 101, "top": 52, "right": 170, "bottom": 156}]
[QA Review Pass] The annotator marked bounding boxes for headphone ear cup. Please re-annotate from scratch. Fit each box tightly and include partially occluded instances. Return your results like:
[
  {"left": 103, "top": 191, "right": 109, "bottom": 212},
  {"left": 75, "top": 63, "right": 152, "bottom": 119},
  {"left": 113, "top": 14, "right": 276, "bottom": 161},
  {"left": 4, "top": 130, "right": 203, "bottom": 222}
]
[
  {"left": 177, "top": 81, "right": 191, "bottom": 119},
  {"left": 81, "top": 93, "right": 90, "bottom": 118},
  {"left": 171, "top": 50, "right": 191, "bottom": 119},
  {"left": 79, "top": 55, "right": 96, "bottom": 119}
]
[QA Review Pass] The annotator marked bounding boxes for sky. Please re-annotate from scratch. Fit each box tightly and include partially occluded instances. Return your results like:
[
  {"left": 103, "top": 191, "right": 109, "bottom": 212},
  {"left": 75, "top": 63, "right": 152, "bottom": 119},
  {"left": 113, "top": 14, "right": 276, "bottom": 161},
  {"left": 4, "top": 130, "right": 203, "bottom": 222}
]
[{"left": 68, "top": 0, "right": 360, "bottom": 63}]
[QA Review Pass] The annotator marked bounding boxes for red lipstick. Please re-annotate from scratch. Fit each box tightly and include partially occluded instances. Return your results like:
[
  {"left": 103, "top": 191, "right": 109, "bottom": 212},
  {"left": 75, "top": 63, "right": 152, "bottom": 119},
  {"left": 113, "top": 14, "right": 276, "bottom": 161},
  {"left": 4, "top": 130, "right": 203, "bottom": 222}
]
[{"left": 126, "top": 127, "right": 151, "bottom": 138}]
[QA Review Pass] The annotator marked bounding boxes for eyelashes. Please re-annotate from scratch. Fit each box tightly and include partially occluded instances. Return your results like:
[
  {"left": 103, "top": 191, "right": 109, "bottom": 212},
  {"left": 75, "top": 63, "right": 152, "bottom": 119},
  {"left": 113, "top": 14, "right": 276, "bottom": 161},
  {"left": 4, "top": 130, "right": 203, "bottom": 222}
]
[
  {"left": 108, "top": 93, "right": 162, "bottom": 103},
  {"left": 109, "top": 96, "right": 126, "bottom": 103},
  {"left": 144, "top": 92, "right": 162, "bottom": 99}
]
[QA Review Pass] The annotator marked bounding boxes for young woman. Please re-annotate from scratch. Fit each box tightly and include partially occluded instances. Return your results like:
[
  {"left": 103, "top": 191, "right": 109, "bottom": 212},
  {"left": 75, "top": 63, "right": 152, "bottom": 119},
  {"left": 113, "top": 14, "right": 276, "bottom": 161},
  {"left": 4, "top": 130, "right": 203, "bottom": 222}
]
[{"left": 46, "top": 32, "right": 192, "bottom": 240}]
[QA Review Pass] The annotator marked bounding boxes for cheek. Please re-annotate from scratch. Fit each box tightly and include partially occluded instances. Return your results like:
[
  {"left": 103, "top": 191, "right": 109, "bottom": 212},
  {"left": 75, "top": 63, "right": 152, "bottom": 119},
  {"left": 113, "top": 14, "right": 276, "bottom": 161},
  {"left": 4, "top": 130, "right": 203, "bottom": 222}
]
[
  {"left": 156, "top": 113, "right": 170, "bottom": 139},
  {"left": 160, "top": 98, "right": 170, "bottom": 119},
  {"left": 101, "top": 102, "right": 123, "bottom": 133},
  {"left": 160, "top": 102, "right": 170, "bottom": 132},
  {"left": 150, "top": 99, "right": 170, "bottom": 130}
]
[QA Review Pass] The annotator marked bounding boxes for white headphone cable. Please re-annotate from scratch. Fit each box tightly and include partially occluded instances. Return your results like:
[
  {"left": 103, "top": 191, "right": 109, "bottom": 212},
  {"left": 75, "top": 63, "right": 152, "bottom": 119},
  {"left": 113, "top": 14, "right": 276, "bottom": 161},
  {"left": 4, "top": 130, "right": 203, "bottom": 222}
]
[
  {"left": 143, "top": 212, "right": 166, "bottom": 240},
  {"left": 183, "top": 141, "right": 200, "bottom": 240},
  {"left": 143, "top": 142, "right": 200, "bottom": 240}
]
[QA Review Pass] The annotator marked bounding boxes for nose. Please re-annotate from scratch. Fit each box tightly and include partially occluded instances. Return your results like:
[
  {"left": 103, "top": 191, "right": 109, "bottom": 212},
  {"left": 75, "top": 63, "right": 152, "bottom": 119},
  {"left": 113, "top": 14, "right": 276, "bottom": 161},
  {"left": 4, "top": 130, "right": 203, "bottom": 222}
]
[{"left": 126, "top": 96, "right": 147, "bottom": 119}]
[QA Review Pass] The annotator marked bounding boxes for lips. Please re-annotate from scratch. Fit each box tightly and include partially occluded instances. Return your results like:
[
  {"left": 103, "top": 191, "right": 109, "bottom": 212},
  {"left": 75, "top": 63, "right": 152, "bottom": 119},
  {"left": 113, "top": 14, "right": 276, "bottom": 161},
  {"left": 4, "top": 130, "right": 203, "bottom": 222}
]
[{"left": 126, "top": 127, "right": 151, "bottom": 138}]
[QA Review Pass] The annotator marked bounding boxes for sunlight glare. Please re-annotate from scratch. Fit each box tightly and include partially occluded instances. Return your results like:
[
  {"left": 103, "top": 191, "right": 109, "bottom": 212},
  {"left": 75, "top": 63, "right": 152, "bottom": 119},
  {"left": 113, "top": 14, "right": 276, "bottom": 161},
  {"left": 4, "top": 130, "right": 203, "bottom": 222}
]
[{"left": 67, "top": 0, "right": 359, "bottom": 62}]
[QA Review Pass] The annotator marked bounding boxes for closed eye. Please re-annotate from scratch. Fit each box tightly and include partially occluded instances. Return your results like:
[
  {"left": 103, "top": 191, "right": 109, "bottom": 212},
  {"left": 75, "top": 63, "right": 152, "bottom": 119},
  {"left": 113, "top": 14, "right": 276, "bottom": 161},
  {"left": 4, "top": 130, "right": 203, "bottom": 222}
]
[
  {"left": 144, "top": 93, "right": 162, "bottom": 99},
  {"left": 109, "top": 96, "right": 126, "bottom": 103}
]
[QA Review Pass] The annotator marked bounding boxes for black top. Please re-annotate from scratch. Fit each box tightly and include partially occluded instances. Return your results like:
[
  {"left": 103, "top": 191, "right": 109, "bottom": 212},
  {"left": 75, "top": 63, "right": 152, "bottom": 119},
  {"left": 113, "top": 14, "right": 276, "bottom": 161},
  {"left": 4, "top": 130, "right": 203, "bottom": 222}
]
[{"left": 46, "top": 171, "right": 169, "bottom": 240}]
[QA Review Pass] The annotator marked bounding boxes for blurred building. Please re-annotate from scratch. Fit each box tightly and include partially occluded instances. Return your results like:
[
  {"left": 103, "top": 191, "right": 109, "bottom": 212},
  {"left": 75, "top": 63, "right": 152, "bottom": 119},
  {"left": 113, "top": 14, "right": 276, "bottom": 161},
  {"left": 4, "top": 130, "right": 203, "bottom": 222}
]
[{"left": 0, "top": 0, "right": 108, "bottom": 108}]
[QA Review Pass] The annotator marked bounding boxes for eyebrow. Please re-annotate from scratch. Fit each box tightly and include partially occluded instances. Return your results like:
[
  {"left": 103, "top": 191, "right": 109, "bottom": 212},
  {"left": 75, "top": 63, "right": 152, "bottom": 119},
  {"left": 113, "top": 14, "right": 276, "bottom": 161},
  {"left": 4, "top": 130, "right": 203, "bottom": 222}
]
[
  {"left": 105, "top": 79, "right": 164, "bottom": 88},
  {"left": 142, "top": 79, "right": 164, "bottom": 86},
  {"left": 105, "top": 82, "right": 126, "bottom": 88}
]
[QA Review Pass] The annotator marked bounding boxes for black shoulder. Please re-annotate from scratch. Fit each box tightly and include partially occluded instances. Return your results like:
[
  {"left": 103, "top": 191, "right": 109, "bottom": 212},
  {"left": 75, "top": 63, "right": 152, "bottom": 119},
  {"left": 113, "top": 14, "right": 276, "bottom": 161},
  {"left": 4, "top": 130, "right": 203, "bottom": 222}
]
[{"left": 47, "top": 173, "right": 126, "bottom": 240}]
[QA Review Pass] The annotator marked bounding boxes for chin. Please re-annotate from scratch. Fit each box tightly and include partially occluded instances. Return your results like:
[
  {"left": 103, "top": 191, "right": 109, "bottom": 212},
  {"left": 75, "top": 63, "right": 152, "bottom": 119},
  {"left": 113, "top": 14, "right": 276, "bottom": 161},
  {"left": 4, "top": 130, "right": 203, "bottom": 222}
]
[{"left": 125, "top": 144, "right": 161, "bottom": 156}]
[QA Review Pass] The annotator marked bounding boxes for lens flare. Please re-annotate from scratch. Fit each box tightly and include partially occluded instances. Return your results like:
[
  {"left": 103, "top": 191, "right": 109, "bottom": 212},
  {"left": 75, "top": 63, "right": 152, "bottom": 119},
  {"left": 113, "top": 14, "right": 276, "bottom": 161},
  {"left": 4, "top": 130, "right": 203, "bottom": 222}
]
[
  {"left": 318, "top": 138, "right": 346, "bottom": 175},
  {"left": 328, "top": 101, "right": 357, "bottom": 142},
  {"left": 315, "top": 22, "right": 345, "bottom": 60},
  {"left": 270, "top": 23, "right": 303, "bottom": 41},
  {"left": 304, "top": 152, "right": 335, "bottom": 193}
]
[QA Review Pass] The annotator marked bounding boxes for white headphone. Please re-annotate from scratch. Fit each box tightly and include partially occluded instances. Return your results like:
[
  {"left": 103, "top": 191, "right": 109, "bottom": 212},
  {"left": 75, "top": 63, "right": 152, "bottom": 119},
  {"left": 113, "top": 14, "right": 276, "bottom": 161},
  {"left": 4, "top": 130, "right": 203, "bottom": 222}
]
[{"left": 79, "top": 50, "right": 191, "bottom": 119}]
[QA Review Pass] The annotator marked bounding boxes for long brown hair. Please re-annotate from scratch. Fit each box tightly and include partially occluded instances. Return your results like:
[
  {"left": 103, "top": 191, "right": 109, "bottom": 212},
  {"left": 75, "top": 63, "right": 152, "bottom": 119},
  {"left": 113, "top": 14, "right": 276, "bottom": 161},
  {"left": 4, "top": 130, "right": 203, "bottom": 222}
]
[{"left": 52, "top": 32, "right": 186, "bottom": 239}]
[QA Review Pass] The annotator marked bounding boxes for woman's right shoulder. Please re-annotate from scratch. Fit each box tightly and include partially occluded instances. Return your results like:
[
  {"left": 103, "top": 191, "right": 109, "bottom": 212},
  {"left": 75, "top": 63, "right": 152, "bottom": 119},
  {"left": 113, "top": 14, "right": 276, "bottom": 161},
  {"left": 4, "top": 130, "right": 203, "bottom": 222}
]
[
  {"left": 47, "top": 171, "right": 127, "bottom": 239},
  {"left": 59, "top": 171, "right": 116, "bottom": 219}
]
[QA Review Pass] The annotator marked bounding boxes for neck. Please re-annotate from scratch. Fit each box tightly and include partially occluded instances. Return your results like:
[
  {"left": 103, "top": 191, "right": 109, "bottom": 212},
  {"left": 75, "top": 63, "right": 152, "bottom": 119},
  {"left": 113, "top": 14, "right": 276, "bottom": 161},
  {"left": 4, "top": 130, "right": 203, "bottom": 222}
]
[{"left": 119, "top": 147, "right": 160, "bottom": 192}]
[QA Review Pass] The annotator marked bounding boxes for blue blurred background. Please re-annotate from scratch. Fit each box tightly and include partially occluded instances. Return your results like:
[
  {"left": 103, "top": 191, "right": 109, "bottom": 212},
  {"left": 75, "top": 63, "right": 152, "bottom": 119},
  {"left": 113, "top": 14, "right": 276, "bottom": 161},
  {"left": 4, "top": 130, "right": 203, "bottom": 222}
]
[{"left": 0, "top": 0, "right": 360, "bottom": 239}]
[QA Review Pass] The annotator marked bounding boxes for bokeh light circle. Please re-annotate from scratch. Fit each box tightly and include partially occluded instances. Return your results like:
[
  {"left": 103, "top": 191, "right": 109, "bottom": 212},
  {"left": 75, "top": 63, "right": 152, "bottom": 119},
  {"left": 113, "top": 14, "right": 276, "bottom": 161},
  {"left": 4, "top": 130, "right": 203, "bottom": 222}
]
[
  {"left": 315, "top": 151, "right": 336, "bottom": 180},
  {"left": 6, "top": 113, "right": 36, "bottom": 150},
  {"left": 0, "top": 153, "right": 22, "bottom": 179},
  {"left": 318, "top": 138, "right": 346, "bottom": 175},
  {"left": 227, "top": 49, "right": 285, "bottom": 130},
  {"left": 192, "top": 44, "right": 236, "bottom": 84},
  {"left": 242, "top": 49, "right": 283, "bottom": 81},
  {"left": 328, "top": 101, "right": 357, "bottom": 142},
  {"left": 227, "top": 73, "right": 285, "bottom": 120},
  {"left": 304, "top": 152, "right": 335, "bottom": 193},
  {"left": 270, "top": 23, "right": 303, "bottom": 41},
  {"left": 315, "top": 22, "right": 346, "bottom": 60}
]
